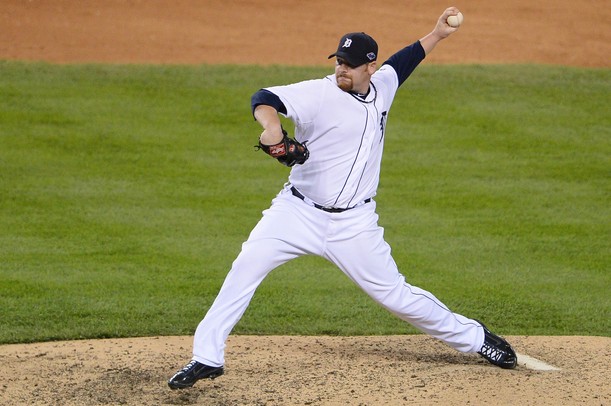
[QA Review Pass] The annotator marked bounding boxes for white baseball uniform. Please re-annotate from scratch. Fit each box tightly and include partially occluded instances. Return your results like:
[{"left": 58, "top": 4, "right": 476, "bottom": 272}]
[{"left": 192, "top": 41, "right": 484, "bottom": 367}]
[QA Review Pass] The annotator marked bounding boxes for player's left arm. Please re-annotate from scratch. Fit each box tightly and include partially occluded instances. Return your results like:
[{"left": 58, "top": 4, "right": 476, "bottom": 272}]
[
  {"left": 251, "top": 89, "right": 286, "bottom": 145},
  {"left": 254, "top": 105, "right": 284, "bottom": 145},
  {"left": 251, "top": 91, "right": 309, "bottom": 167}
]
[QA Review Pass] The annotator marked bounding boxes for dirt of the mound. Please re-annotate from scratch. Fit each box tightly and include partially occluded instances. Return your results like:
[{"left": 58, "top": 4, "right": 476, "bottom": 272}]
[
  {"left": 1, "top": 1, "right": 609, "bottom": 405},
  {"left": 1, "top": 335, "right": 609, "bottom": 405}
]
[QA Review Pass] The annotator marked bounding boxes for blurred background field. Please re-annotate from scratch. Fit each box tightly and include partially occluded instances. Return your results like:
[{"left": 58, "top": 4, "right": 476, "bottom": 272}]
[{"left": 0, "top": 62, "right": 608, "bottom": 344}]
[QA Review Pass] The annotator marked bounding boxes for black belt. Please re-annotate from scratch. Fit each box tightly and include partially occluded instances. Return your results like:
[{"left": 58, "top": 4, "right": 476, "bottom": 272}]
[{"left": 290, "top": 186, "right": 371, "bottom": 213}]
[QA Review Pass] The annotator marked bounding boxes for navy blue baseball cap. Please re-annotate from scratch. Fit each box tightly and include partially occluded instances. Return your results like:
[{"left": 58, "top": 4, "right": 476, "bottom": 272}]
[{"left": 328, "top": 32, "right": 378, "bottom": 67}]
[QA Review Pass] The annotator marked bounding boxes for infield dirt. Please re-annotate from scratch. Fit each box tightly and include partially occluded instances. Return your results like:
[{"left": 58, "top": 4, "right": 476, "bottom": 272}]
[{"left": 1, "top": 1, "right": 609, "bottom": 405}]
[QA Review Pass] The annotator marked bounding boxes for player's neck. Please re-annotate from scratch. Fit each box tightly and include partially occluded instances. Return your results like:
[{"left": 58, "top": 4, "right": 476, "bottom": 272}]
[{"left": 350, "top": 87, "right": 370, "bottom": 99}]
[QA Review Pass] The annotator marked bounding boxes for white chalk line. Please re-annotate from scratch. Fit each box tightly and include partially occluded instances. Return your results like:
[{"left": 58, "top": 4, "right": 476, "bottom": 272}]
[{"left": 516, "top": 352, "right": 561, "bottom": 371}]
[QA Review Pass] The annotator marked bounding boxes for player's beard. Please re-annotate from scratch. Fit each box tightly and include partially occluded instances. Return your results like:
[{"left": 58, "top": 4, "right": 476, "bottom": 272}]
[{"left": 336, "top": 74, "right": 353, "bottom": 92}]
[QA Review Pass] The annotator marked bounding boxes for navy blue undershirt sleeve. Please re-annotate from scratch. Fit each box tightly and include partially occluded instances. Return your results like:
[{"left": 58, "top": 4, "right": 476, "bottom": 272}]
[
  {"left": 251, "top": 89, "right": 287, "bottom": 117},
  {"left": 382, "top": 40, "right": 426, "bottom": 87}
]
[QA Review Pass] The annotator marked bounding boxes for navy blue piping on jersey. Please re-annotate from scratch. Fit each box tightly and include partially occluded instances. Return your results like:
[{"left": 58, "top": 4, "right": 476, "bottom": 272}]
[
  {"left": 333, "top": 103, "right": 368, "bottom": 208},
  {"left": 344, "top": 85, "right": 382, "bottom": 208},
  {"left": 347, "top": 81, "right": 377, "bottom": 105},
  {"left": 251, "top": 89, "right": 287, "bottom": 116},
  {"left": 347, "top": 160, "right": 368, "bottom": 208},
  {"left": 382, "top": 40, "right": 426, "bottom": 87},
  {"left": 333, "top": 83, "right": 379, "bottom": 208}
]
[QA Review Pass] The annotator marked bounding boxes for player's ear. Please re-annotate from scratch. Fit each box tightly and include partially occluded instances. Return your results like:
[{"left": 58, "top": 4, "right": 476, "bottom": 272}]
[{"left": 367, "top": 61, "right": 377, "bottom": 74}]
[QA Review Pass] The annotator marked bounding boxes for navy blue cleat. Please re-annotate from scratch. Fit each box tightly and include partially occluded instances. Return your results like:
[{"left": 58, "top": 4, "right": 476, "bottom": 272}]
[
  {"left": 477, "top": 321, "right": 518, "bottom": 369},
  {"left": 168, "top": 360, "right": 224, "bottom": 389}
]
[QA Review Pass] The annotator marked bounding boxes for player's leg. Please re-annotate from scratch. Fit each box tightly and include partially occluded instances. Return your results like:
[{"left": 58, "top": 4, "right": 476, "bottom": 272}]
[
  {"left": 191, "top": 238, "right": 298, "bottom": 366},
  {"left": 169, "top": 191, "right": 328, "bottom": 388},
  {"left": 169, "top": 237, "right": 301, "bottom": 389},
  {"left": 192, "top": 190, "right": 327, "bottom": 366},
  {"left": 323, "top": 204, "right": 483, "bottom": 353},
  {"left": 169, "top": 236, "right": 294, "bottom": 389}
]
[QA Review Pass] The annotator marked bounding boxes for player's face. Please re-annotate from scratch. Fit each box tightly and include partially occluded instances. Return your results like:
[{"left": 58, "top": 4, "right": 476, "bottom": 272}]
[{"left": 335, "top": 58, "right": 377, "bottom": 94}]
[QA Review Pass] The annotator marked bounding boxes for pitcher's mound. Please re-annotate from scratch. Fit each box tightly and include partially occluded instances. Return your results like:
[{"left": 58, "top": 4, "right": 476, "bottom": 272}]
[{"left": 1, "top": 335, "right": 608, "bottom": 405}]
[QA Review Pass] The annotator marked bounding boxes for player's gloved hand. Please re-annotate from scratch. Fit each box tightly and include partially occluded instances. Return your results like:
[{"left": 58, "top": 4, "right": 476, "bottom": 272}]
[{"left": 257, "top": 128, "right": 309, "bottom": 167}]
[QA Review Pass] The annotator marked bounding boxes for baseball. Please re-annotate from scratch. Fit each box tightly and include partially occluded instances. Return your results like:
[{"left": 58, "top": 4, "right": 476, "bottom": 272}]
[{"left": 447, "top": 12, "right": 464, "bottom": 28}]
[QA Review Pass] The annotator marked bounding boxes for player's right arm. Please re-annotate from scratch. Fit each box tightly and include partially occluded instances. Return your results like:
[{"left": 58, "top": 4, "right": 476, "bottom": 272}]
[
  {"left": 419, "top": 7, "right": 460, "bottom": 55},
  {"left": 381, "top": 7, "right": 461, "bottom": 88}
]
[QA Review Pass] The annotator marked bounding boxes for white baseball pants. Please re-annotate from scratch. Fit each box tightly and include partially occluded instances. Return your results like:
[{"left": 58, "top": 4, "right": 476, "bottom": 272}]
[{"left": 193, "top": 186, "right": 484, "bottom": 367}]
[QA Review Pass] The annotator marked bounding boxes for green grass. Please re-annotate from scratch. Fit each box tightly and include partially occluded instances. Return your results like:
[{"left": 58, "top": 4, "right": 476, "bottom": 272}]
[{"left": 0, "top": 61, "right": 609, "bottom": 344}]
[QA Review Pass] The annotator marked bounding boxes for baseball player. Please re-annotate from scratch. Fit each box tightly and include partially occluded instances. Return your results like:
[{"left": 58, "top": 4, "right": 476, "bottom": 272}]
[{"left": 168, "top": 6, "right": 517, "bottom": 390}]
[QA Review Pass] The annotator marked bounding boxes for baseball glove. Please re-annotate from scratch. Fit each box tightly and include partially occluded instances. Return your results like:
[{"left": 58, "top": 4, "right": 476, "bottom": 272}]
[{"left": 257, "top": 128, "right": 309, "bottom": 167}]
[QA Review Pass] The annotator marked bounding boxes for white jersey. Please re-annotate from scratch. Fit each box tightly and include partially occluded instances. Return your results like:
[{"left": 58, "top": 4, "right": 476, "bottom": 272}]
[{"left": 265, "top": 64, "right": 400, "bottom": 209}]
